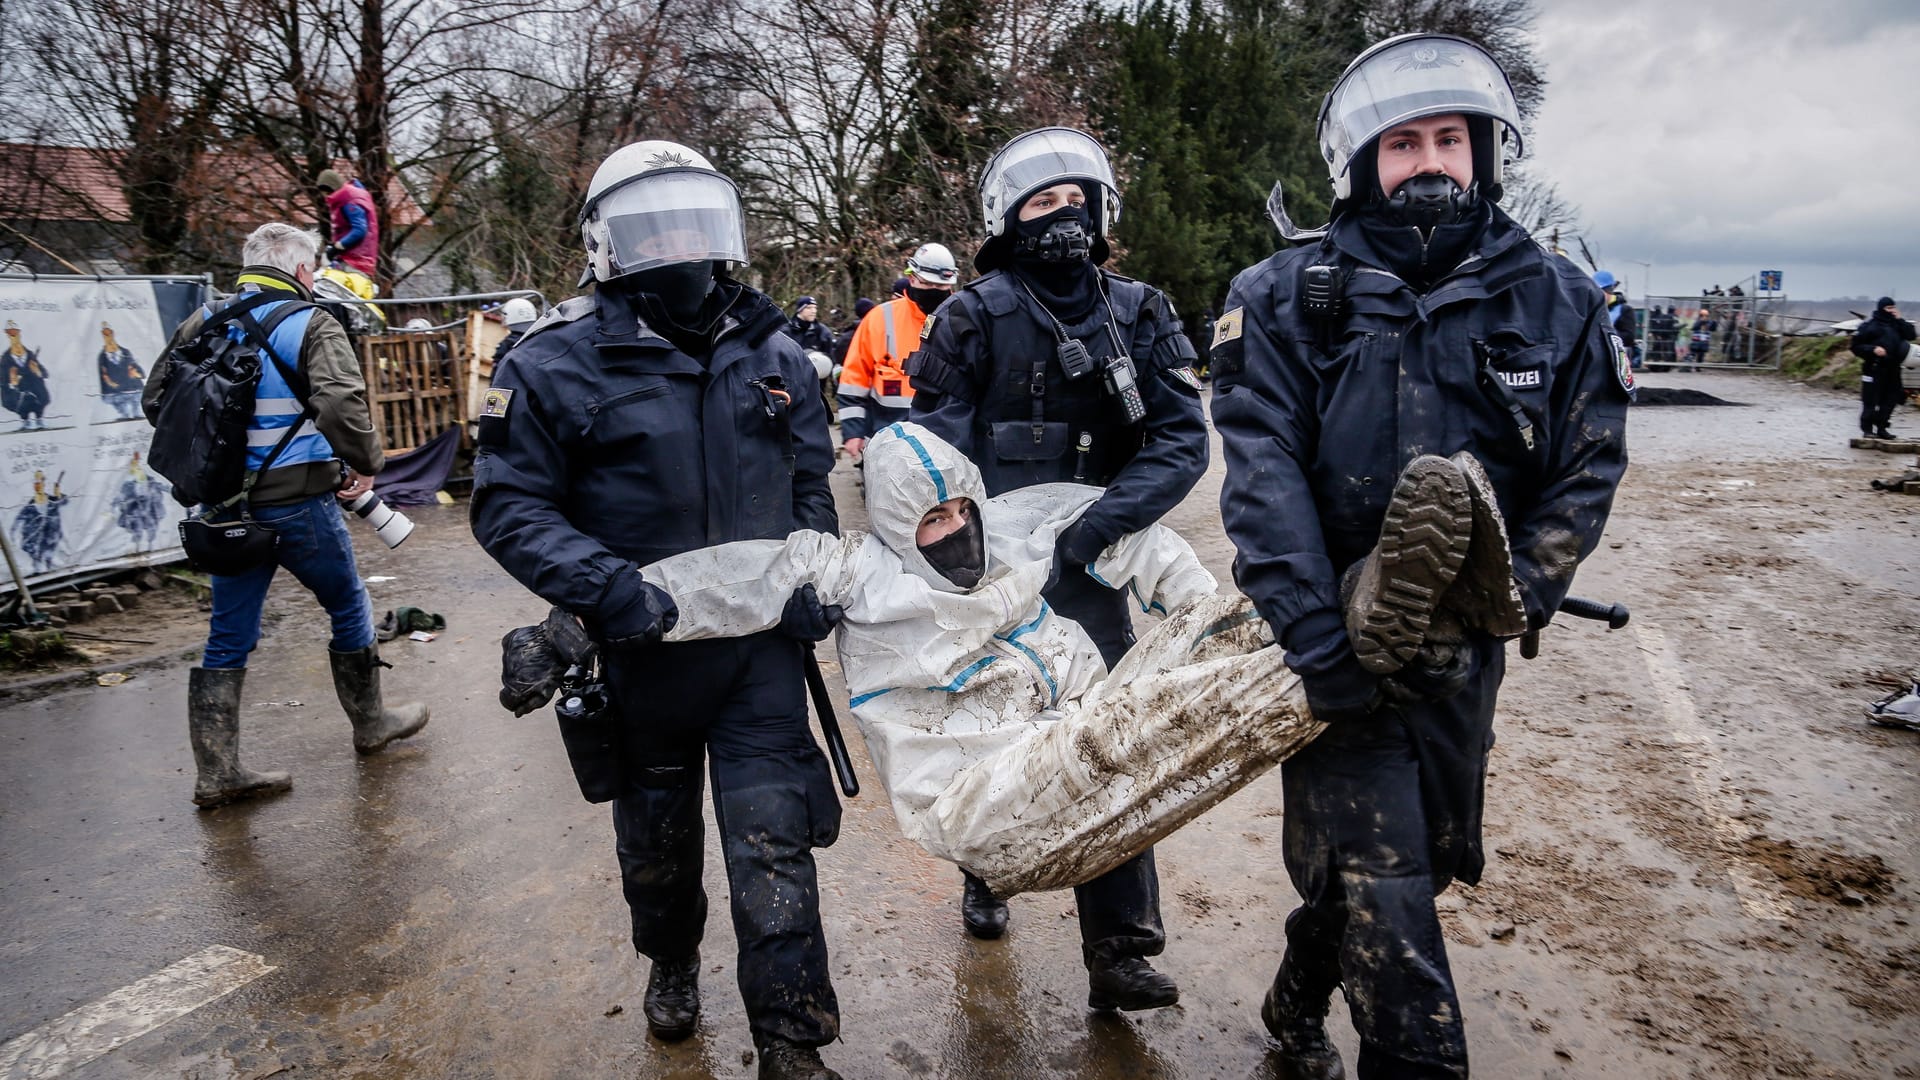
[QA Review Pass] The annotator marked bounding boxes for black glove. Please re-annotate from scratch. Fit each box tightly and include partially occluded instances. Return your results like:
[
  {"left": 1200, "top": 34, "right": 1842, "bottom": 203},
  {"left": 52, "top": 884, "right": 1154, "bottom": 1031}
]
[
  {"left": 498, "top": 608, "right": 598, "bottom": 717},
  {"left": 600, "top": 573, "right": 678, "bottom": 650},
  {"left": 1382, "top": 647, "right": 1472, "bottom": 706},
  {"left": 1285, "top": 609, "right": 1388, "bottom": 725},
  {"left": 778, "top": 583, "right": 844, "bottom": 642},
  {"left": 325, "top": 243, "right": 343, "bottom": 259},
  {"left": 1048, "top": 520, "right": 1102, "bottom": 592}
]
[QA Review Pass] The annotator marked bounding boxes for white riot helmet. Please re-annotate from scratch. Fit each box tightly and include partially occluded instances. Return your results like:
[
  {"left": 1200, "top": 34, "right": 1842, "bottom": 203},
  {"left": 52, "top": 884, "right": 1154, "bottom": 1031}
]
[
  {"left": 499, "top": 297, "right": 538, "bottom": 328},
  {"left": 906, "top": 243, "right": 959, "bottom": 287},
  {"left": 978, "top": 128, "right": 1121, "bottom": 243},
  {"left": 1319, "top": 34, "right": 1524, "bottom": 204},
  {"left": 578, "top": 141, "right": 748, "bottom": 284}
]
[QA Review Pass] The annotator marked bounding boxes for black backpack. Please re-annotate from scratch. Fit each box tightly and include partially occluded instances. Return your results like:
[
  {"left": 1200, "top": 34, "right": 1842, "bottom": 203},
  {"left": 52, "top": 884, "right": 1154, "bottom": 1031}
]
[{"left": 147, "top": 292, "right": 314, "bottom": 507}]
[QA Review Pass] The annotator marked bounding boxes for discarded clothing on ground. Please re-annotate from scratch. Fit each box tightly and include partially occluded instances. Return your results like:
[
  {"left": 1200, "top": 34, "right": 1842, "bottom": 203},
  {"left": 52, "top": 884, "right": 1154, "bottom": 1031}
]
[
  {"left": 638, "top": 423, "right": 1322, "bottom": 895},
  {"left": 377, "top": 606, "right": 446, "bottom": 642}
]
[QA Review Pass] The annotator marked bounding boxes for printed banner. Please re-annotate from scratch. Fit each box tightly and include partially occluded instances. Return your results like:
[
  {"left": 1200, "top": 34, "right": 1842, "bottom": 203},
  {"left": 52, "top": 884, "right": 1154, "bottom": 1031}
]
[{"left": 0, "top": 275, "right": 208, "bottom": 587}]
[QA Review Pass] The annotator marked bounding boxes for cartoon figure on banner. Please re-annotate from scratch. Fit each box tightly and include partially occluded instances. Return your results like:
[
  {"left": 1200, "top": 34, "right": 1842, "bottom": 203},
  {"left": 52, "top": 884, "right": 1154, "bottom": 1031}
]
[
  {"left": 97, "top": 321, "right": 147, "bottom": 420},
  {"left": 112, "top": 451, "right": 168, "bottom": 551},
  {"left": 14, "top": 470, "right": 67, "bottom": 573},
  {"left": 1, "top": 320, "right": 51, "bottom": 432}
]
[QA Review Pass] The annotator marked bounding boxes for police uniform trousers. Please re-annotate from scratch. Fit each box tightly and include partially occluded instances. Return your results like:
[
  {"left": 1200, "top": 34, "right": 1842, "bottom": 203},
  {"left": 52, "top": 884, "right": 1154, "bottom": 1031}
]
[
  {"left": 1278, "top": 635, "right": 1505, "bottom": 1079},
  {"left": 1862, "top": 359, "right": 1906, "bottom": 434},
  {"left": 605, "top": 630, "right": 841, "bottom": 1048},
  {"left": 1045, "top": 567, "right": 1168, "bottom": 965}
]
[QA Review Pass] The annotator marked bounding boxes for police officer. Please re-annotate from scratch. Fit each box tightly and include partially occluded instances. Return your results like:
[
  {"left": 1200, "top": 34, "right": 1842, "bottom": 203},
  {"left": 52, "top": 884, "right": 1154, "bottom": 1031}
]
[
  {"left": 470, "top": 142, "right": 847, "bottom": 1080},
  {"left": 1212, "top": 35, "right": 1629, "bottom": 1079},
  {"left": 907, "top": 127, "right": 1209, "bottom": 1012}
]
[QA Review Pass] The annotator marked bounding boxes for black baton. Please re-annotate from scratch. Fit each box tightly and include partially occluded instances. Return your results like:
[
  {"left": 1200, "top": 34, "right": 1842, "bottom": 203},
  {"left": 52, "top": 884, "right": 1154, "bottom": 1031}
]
[
  {"left": 1521, "top": 595, "right": 1631, "bottom": 659},
  {"left": 803, "top": 645, "right": 859, "bottom": 797}
]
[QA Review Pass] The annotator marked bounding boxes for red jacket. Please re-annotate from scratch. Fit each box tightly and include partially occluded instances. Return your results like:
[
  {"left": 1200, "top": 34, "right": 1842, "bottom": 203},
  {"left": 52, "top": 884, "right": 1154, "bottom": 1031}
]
[{"left": 325, "top": 180, "right": 380, "bottom": 275}]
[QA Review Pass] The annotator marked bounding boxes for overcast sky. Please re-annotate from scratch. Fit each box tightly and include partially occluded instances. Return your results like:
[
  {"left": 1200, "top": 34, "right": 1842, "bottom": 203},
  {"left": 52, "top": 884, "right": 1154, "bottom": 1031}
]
[{"left": 1526, "top": 0, "right": 1920, "bottom": 301}]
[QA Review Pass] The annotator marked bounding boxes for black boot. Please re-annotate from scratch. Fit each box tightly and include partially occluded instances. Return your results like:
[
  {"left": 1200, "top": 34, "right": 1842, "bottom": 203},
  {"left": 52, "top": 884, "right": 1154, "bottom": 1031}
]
[
  {"left": 1261, "top": 960, "right": 1346, "bottom": 1080},
  {"left": 757, "top": 1038, "right": 842, "bottom": 1080},
  {"left": 188, "top": 667, "right": 292, "bottom": 809},
  {"left": 643, "top": 952, "right": 699, "bottom": 1041},
  {"left": 1343, "top": 455, "right": 1473, "bottom": 675},
  {"left": 1876, "top": 426, "right": 1898, "bottom": 440},
  {"left": 1087, "top": 955, "right": 1179, "bottom": 1011},
  {"left": 328, "top": 645, "right": 429, "bottom": 754},
  {"left": 961, "top": 871, "right": 1009, "bottom": 940}
]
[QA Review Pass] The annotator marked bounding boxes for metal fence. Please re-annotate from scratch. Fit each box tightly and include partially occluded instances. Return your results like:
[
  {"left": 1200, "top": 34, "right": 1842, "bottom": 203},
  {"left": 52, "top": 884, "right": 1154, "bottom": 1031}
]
[{"left": 1634, "top": 294, "right": 1785, "bottom": 371}]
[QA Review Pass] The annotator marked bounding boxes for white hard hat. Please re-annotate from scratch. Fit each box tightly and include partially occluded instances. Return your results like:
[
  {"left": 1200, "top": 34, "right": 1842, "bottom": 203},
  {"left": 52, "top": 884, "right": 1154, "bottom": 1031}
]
[
  {"left": 578, "top": 141, "right": 747, "bottom": 284},
  {"left": 906, "top": 243, "right": 959, "bottom": 286},
  {"left": 403, "top": 317, "right": 432, "bottom": 330},
  {"left": 978, "top": 128, "right": 1120, "bottom": 241},
  {"left": 1319, "top": 34, "right": 1524, "bottom": 203},
  {"left": 499, "top": 297, "right": 538, "bottom": 327}
]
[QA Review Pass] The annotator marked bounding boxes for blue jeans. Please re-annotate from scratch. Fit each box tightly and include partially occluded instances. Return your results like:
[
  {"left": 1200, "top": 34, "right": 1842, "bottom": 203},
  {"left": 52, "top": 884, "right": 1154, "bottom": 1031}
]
[{"left": 203, "top": 493, "right": 375, "bottom": 669}]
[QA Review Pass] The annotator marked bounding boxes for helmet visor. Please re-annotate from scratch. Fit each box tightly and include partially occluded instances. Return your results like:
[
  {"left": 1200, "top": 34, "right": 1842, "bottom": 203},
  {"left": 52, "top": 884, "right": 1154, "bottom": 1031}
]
[
  {"left": 982, "top": 128, "right": 1116, "bottom": 220},
  {"left": 1323, "top": 36, "right": 1523, "bottom": 178},
  {"left": 596, "top": 170, "right": 748, "bottom": 277}
]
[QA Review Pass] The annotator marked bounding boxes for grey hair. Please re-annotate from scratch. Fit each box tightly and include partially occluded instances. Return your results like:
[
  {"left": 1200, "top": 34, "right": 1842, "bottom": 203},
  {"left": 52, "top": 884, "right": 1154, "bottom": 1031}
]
[{"left": 242, "top": 223, "right": 324, "bottom": 276}]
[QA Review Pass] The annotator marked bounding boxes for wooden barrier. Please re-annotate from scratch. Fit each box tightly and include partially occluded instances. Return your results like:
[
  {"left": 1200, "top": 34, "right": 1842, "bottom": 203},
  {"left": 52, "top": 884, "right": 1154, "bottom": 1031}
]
[{"left": 357, "top": 331, "right": 468, "bottom": 455}]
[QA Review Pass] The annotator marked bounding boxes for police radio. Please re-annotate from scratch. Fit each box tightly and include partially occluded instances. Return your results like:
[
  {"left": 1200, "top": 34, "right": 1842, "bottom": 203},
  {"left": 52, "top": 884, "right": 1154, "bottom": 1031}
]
[
  {"left": 1057, "top": 338, "right": 1096, "bottom": 380},
  {"left": 1302, "top": 264, "right": 1346, "bottom": 322},
  {"left": 1103, "top": 354, "right": 1147, "bottom": 424}
]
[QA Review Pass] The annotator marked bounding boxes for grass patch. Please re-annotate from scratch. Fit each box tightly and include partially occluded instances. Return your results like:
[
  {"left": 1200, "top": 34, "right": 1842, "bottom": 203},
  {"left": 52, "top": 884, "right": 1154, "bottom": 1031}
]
[
  {"left": 0, "top": 628, "right": 81, "bottom": 670},
  {"left": 1780, "top": 334, "right": 1860, "bottom": 389}
]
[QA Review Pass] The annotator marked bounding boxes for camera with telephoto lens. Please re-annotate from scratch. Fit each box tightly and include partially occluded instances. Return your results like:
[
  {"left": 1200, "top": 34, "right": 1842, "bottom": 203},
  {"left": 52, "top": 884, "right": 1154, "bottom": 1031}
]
[{"left": 344, "top": 489, "right": 415, "bottom": 549}]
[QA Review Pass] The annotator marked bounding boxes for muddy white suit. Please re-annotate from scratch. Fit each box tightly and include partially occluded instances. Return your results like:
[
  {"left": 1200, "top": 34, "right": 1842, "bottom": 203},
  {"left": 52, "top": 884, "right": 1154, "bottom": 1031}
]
[{"left": 639, "top": 423, "right": 1322, "bottom": 895}]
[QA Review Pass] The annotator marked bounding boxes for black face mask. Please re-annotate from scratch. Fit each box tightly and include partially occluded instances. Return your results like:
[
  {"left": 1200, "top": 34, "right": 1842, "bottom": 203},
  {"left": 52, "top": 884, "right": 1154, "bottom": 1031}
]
[
  {"left": 1013, "top": 205, "right": 1094, "bottom": 263},
  {"left": 906, "top": 284, "right": 949, "bottom": 316},
  {"left": 629, "top": 260, "right": 717, "bottom": 328},
  {"left": 917, "top": 505, "right": 985, "bottom": 590},
  {"left": 1380, "top": 173, "right": 1480, "bottom": 233}
]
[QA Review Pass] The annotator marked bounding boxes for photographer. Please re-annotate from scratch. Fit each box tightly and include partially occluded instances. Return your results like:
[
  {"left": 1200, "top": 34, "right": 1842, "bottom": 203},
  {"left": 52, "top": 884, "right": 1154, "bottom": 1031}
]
[{"left": 145, "top": 222, "right": 428, "bottom": 810}]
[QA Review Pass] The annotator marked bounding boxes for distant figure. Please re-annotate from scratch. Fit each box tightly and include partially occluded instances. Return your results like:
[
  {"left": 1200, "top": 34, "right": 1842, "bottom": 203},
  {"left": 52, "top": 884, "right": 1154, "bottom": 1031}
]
[
  {"left": 316, "top": 168, "right": 380, "bottom": 277},
  {"left": 97, "top": 321, "right": 147, "bottom": 420},
  {"left": 1851, "top": 297, "right": 1915, "bottom": 439},
  {"left": 1648, "top": 306, "right": 1679, "bottom": 366},
  {"left": 13, "top": 470, "right": 66, "bottom": 573},
  {"left": 1728, "top": 284, "right": 1744, "bottom": 297},
  {"left": 1, "top": 320, "right": 50, "bottom": 431},
  {"left": 784, "top": 295, "right": 836, "bottom": 354},
  {"left": 1595, "top": 271, "right": 1638, "bottom": 369},
  {"left": 494, "top": 297, "right": 539, "bottom": 363},
  {"left": 1687, "top": 309, "right": 1717, "bottom": 370}
]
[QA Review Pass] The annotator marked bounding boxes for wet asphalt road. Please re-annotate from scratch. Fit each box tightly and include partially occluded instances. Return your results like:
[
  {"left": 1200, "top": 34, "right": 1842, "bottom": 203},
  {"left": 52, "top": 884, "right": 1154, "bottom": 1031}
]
[{"left": 3, "top": 372, "right": 1918, "bottom": 1078}]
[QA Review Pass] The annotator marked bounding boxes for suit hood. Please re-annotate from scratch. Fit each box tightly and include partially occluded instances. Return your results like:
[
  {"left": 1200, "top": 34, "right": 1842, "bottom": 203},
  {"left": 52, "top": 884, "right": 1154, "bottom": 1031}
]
[{"left": 863, "top": 423, "right": 992, "bottom": 593}]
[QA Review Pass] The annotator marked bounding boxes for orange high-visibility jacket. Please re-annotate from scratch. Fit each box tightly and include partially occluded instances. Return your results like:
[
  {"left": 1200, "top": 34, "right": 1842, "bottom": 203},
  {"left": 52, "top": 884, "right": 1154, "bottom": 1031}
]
[{"left": 835, "top": 297, "right": 925, "bottom": 440}]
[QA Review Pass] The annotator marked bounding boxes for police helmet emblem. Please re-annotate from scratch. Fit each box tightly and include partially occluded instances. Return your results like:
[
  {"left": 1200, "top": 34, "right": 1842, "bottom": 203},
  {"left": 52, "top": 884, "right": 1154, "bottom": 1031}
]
[
  {"left": 1397, "top": 45, "right": 1464, "bottom": 71},
  {"left": 644, "top": 149, "right": 697, "bottom": 169}
]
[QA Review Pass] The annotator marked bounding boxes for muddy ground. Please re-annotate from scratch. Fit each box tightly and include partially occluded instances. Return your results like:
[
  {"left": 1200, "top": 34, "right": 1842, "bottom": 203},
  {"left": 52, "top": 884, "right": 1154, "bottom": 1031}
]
[{"left": 1, "top": 370, "right": 1917, "bottom": 1078}]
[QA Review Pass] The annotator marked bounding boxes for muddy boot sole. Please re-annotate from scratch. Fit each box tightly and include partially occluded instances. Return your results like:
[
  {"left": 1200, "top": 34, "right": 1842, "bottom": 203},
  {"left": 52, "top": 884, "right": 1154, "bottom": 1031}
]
[
  {"left": 1444, "top": 451, "right": 1529, "bottom": 640},
  {"left": 1346, "top": 456, "right": 1473, "bottom": 675}
]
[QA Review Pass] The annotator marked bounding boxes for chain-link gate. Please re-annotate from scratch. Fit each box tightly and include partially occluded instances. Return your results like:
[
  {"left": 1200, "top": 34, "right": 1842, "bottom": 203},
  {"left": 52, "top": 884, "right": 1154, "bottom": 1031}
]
[{"left": 1635, "top": 294, "right": 1784, "bottom": 372}]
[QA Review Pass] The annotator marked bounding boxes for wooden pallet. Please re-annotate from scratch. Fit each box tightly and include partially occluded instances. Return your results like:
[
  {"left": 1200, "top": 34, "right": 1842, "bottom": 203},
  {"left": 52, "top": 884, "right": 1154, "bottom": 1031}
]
[
  {"left": 357, "top": 332, "right": 468, "bottom": 454},
  {"left": 1849, "top": 437, "right": 1920, "bottom": 453}
]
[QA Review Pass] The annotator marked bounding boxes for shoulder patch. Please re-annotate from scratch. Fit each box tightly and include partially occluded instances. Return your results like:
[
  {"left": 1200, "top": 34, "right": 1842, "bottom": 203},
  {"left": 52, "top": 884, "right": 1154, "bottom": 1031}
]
[
  {"left": 480, "top": 386, "right": 514, "bottom": 418},
  {"left": 1212, "top": 307, "right": 1244, "bottom": 349},
  {"left": 1608, "top": 331, "right": 1636, "bottom": 396},
  {"left": 1168, "top": 366, "right": 1204, "bottom": 390},
  {"left": 920, "top": 311, "right": 937, "bottom": 341}
]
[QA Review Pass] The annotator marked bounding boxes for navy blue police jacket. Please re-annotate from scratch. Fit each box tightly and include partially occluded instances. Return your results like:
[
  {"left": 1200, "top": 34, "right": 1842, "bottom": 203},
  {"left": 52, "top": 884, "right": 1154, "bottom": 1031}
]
[
  {"left": 907, "top": 268, "right": 1209, "bottom": 555},
  {"left": 1211, "top": 207, "right": 1630, "bottom": 641},
  {"left": 470, "top": 282, "right": 837, "bottom": 634}
]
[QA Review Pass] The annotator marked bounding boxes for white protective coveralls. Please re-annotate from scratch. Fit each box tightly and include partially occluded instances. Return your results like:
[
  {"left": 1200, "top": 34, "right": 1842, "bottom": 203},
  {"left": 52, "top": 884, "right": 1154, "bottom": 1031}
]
[{"left": 638, "top": 423, "right": 1322, "bottom": 895}]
